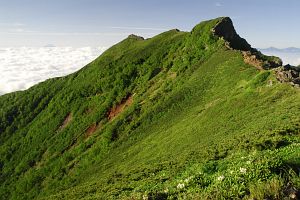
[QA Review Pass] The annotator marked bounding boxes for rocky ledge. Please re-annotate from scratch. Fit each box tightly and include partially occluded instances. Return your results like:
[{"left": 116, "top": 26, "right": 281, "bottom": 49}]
[
  {"left": 275, "top": 65, "right": 300, "bottom": 87},
  {"left": 213, "top": 17, "right": 282, "bottom": 70},
  {"left": 213, "top": 17, "right": 252, "bottom": 51}
]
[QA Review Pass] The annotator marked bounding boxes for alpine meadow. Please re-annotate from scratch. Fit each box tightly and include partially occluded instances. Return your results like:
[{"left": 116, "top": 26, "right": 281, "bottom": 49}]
[{"left": 0, "top": 17, "right": 300, "bottom": 199}]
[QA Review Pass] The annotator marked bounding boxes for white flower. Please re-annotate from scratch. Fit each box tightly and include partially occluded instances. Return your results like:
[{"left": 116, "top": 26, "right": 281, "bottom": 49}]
[
  {"left": 217, "top": 175, "right": 225, "bottom": 181},
  {"left": 240, "top": 167, "right": 247, "bottom": 174},
  {"left": 177, "top": 183, "right": 185, "bottom": 189},
  {"left": 142, "top": 194, "right": 148, "bottom": 200},
  {"left": 164, "top": 188, "right": 169, "bottom": 193},
  {"left": 184, "top": 176, "right": 193, "bottom": 183},
  {"left": 289, "top": 193, "right": 296, "bottom": 199}
]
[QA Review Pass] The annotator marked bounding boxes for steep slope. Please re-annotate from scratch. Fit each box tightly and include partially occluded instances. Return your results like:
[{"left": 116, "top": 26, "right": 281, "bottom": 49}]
[{"left": 0, "top": 17, "right": 300, "bottom": 200}]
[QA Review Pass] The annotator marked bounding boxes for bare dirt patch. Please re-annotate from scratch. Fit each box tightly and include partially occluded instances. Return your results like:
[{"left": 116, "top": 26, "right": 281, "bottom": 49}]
[
  {"left": 108, "top": 95, "right": 133, "bottom": 121},
  {"left": 85, "top": 123, "right": 97, "bottom": 137},
  {"left": 59, "top": 113, "right": 72, "bottom": 130}
]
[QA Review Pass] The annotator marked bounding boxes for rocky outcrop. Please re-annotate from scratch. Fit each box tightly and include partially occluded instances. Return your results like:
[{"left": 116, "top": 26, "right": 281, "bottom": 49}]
[
  {"left": 242, "top": 51, "right": 283, "bottom": 70},
  {"left": 242, "top": 51, "right": 264, "bottom": 70},
  {"left": 213, "top": 17, "right": 282, "bottom": 70},
  {"left": 262, "top": 55, "right": 283, "bottom": 69},
  {"left": 275, "top": 65, "right": 300, "bottom": 87},
  {"left": 127, "top": 34, "right": 144, "bottom": 41},
  {"left": 213, "top": 17, "right": 252, "bottom": 51}
]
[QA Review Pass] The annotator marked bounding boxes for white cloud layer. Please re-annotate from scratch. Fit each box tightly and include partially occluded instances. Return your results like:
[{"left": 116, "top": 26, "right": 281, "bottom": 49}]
[
  {"left": 0, "top": 46, "right": 106, "bottom": 95},
  {"left": 260, "top": 50, "right": 300, "bottom": 66},
  {"left": 1, "top": 47, "right": 299, "bottom": 96}
]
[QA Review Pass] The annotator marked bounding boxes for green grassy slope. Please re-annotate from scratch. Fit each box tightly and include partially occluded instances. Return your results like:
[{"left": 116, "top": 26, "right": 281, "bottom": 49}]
[{"left": 0, "top": 17, "right": 299, "bottom": 200}]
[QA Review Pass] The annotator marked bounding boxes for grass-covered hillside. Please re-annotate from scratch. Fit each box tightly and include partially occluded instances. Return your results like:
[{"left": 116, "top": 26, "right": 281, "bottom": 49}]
[{"left": 0, "top": 17, "right": 299, "bottom": 199}]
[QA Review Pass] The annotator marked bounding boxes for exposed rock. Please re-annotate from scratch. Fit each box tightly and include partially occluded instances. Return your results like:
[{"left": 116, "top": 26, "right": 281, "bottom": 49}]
[
  {"left": 242, "top": 51, "right": 283, "bottom": 70},
  {"left": 260, "top": 53, "right": 283, "bottom": 69},
  {"left": 242, "top": 51, "right": 264, "bottom": 70},
  {"left": 212, "top": 17, "right": 252, "bottom": 51},
  {"left": 127, "top": 34, "right": 144, "bottom": 41},
  {"left": 275, "top": 64, "right": 300, "bottom": 87},
  {"left": 213, "top": 17, "right": 282, "bottom": 70},
  {"left": 284, "top": 183, "right": 300, "bottom": 199}
]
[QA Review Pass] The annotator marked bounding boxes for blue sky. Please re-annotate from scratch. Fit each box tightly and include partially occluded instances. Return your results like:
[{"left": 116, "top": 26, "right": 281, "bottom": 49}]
[{"left": 0, "top": 0, "right": 299, "bottom": 48}]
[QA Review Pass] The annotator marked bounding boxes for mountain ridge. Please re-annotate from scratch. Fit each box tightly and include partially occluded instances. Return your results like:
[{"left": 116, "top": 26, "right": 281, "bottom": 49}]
[
  {"left": 0, "top": 17, "right": 299, "bottom": 200},
  {"left": 260, "top": 47, "right": 300, "bottom": 52}
]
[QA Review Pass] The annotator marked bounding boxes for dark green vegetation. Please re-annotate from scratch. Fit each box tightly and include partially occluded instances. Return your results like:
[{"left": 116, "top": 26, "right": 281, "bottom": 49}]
[{"left": 0, "top": 17, "right": 299, "bottom": 199}]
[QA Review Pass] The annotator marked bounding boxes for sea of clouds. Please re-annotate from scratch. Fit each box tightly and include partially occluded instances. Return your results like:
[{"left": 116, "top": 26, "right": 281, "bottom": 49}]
[
  {"left": 260, "top": 49, "right": 300, "bottom": 66},
  {"left": 0, "top": 46, "right": 299, "bottom": 96},
  {"left": 0, "top": 46, "right": 107, "bottom": 95}
]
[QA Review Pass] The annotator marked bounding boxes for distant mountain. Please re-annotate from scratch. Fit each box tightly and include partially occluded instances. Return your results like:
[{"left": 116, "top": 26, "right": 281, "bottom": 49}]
[
  {"left": 0, "top": 17, "right": 299, "bottom": 200},
  {"left": 260, "top": 47, "right": 300, "bottom": 53},
  {"left": 284, "top": 47, "right": 300, "bottom": 52},
  {"left": 259, "top": 47, "right": 300, "bottom": 66}
]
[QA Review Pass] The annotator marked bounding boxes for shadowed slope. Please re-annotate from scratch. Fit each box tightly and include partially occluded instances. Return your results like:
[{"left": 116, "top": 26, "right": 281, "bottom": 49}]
[{"left": 213, "top": 17, "right": 252, "bottom": 51}]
